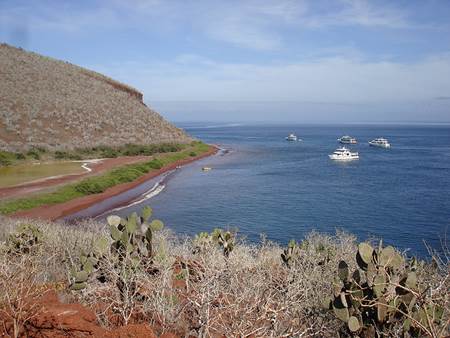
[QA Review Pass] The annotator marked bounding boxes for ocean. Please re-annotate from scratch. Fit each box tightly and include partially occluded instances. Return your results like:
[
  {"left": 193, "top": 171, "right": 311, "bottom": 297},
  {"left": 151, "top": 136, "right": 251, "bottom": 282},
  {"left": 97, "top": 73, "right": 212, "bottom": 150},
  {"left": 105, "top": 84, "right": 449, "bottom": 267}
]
[{"left": 70, "top": 123, "right": 450, "bottom": 257}]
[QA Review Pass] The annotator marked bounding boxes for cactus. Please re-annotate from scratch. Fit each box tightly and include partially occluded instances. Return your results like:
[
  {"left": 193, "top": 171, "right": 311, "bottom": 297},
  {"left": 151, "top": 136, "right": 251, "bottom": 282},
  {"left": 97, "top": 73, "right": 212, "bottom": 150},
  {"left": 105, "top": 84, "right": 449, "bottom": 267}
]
[
  {"left": 7, "top": 223, "right": 43, "bottom": 254},
  {"left": 325, "top": 241, "right": 445, "bottom": 336},
  {"left": 69, "top": 206, "right": 164, "bottom": 291},
  {"left": 193, "top": 231, "right": 213, "bottom": 253},
  {"left": 107, "top": 206, "right": 164, "bottom": 260},
  {"left": 281, "top": 239, "right": 301, "bottom": 267},
  {"left": 215, "top": 230, "right": 235, "bottom": 258}
]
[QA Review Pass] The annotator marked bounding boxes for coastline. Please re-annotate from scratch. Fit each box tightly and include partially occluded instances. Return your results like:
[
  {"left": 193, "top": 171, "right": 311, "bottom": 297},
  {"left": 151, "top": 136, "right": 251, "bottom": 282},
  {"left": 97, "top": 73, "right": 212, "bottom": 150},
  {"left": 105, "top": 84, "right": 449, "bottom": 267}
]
[{"left": 11, "top": 145, "right": 219, "bottom": 221}]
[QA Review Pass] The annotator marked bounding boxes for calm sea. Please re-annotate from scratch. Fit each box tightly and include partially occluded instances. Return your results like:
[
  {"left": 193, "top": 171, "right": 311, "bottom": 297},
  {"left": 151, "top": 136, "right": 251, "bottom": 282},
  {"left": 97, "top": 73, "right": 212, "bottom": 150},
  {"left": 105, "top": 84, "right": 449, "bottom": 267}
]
[{"left": 74, "top": 124, "right": 450, "bottom": 257}]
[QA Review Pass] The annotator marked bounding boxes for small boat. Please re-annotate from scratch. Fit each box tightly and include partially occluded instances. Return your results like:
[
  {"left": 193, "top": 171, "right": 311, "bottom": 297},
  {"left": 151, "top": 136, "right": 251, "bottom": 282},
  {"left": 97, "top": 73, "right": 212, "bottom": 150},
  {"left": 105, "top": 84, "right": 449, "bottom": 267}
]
[
  {"left": 202, "top": 167, "right": 212, "bottom": 171},
  {"left": 285, "top": 133, "right": 299, "bottom": 141},
  {"left": 329, "top": 147, "right": 359, "bottom": 161},
  {"left": 337, "top": 135, "right": 357, "bottom": 144},
  {"left": 369, "top": 138, "right": 391, "bottom": 148}
]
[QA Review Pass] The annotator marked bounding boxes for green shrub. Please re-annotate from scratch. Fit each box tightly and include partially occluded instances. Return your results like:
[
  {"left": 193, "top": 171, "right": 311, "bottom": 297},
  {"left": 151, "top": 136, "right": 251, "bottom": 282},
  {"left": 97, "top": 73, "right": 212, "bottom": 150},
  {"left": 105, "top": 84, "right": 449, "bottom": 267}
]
[
  {"left": 0, "top": 152, "right": 13, "bottom": 166},
  {"left": 148, "top": 159, "right": 164, "bottom": 169},
  {"left": 26, "top": 150, "right": 40, "bottom": 160},
  {"left": 101, "top": 148, "right": 119, "bottom": 158}
]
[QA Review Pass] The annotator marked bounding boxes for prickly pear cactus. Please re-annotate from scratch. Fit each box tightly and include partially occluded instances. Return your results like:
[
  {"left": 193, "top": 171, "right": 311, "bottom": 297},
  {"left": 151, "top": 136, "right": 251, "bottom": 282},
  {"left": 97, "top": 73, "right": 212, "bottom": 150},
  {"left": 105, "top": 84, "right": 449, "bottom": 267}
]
[
  {"left": 69, "top": 206, "right": 164, "bottom": 291},
  {"left": 217, "top": 230, "right": 235, "bottom": 257},
  {"left": 7, "top": 223, "right": 43, "bottom": 254},
  {"left": 107, "top": 206, "right": 164, "bottom": 260},
  {"left": 324, "top": 241, "right": 445, "bottom": 337},
  {"left": 193, "top": 232, "right": 213, "bottom": 253},
  {"left": 281, "top": 239, "right": 301, "bottom": 267}
]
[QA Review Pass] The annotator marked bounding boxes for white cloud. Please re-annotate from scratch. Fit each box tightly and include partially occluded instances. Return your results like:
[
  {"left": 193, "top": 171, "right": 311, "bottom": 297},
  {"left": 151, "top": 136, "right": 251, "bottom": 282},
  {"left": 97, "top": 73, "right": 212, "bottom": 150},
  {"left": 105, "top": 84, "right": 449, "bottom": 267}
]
[
  {"left": 88, "top": 52, "right": 450, "bottom": 106},
  {"left": 303, "top": 0, "right": 409, "bottom": 29},
  {"left": 0, "top": 0, "right": 417, "bottom": 50}
]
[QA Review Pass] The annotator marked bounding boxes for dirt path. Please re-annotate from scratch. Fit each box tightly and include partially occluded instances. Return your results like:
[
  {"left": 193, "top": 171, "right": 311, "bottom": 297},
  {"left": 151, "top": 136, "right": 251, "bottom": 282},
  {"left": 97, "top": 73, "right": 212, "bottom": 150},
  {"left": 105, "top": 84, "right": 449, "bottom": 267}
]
[
  {"left": 12, "top": 146, "right": 218, "bottom": 221},
  {"left": 0, "top": 156, "right": 150, "bottom": 200}
]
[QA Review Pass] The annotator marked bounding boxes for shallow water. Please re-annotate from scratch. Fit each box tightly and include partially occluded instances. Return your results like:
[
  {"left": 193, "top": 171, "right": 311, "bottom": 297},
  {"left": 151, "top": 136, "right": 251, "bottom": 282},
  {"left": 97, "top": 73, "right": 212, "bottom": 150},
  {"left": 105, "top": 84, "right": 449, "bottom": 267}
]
[{"left": 79, "top": 124, "right": 450, "bottom": 257}]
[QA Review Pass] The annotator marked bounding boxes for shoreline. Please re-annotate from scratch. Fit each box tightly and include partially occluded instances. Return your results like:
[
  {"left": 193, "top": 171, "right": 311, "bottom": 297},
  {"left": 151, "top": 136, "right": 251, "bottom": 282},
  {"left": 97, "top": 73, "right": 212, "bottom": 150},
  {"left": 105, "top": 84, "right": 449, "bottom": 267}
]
[{"left": 11, "top": 145, "right": 219, "bottom": 221}]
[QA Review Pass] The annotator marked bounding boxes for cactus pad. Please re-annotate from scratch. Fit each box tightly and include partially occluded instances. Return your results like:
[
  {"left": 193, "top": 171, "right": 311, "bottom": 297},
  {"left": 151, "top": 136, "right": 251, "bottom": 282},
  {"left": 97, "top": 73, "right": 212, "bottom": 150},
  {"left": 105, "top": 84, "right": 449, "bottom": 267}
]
[{"left": 348, "top": 316, "right": 360, "bottom": 332}]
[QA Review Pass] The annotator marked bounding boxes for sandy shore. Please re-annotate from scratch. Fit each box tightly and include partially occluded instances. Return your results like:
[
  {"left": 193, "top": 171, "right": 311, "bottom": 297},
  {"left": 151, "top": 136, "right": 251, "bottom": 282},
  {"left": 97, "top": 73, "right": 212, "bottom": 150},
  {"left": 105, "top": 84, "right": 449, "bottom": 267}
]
[{"left": 11, "top": 146, "right": 218, "bottom": 221}]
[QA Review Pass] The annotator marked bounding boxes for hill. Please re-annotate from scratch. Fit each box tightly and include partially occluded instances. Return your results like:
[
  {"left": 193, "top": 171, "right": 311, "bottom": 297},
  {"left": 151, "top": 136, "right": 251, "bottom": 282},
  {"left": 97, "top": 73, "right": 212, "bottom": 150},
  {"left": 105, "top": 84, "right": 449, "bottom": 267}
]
[{"left": 0, "top": 43, "right": 191, "bottom": 152}]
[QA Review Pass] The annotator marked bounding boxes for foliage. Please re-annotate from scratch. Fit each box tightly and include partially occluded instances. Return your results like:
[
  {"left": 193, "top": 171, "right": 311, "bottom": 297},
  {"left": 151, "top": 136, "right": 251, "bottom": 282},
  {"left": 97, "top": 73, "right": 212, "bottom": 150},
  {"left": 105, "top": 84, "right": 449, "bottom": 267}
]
[
  {"left": 0, "top": 142, "right": 198, "bottom": 165},
  {"left": 7, "top": 224, "right": 43, "bottom": 254},
  {"left": 0, "top": 151, "right": 15, "bottom": 166},
  {"left": 0, "top": 143, "right": 212, "bottom": 215},
  {"left": 194, "top": 228, "right": 236, "bottom": 257},
  {"left": 26, "top": 149, "right": 40, "bottom": 160},
  {"left": 69, "top": 207, "right": 164, "bottom": 291},
  {"left": 0, "top": 216, "right": 448, "bottom": 337},
  {"left": 325, "top": 241, "right": 448, "bottom": 337}
]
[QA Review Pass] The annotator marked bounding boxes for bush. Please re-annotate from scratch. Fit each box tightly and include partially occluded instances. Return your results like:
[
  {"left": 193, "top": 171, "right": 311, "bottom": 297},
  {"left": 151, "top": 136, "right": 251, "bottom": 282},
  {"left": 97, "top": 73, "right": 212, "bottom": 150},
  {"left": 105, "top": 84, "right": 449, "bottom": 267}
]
[
  {"left": 26, "top": 150, "right": 40, "bottom": 160},
  {"left": 15, "top": 153, "right": 26, "bottom": 160},
  {"left": 74, "top": 180, "right": 107, "bottom": 195},
  {"left": 0, "top": 152, "right": 13, "bottom": 166},
  {"left": 100, "top": 148, "right": 119, "bottom": 158},
  {"left": 148, "top": 159, "right": 164, "bottom": 169}
]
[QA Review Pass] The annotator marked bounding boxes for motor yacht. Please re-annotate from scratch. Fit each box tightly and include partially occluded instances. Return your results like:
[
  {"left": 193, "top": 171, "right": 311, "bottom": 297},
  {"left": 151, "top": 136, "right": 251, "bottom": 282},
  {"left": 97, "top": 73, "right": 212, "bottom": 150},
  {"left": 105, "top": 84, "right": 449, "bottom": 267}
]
[
  {"left": 329, "top": 147, "right": 359, "bottom": 161},
  {"left": 369, "top": 138, "right": 391, "bottom": 148},
  {"left": 337, "top": 135, "right": 357, "bottom": 144},
  {"left": 285, "top": 133, "right": 298, "bottom": 141}
]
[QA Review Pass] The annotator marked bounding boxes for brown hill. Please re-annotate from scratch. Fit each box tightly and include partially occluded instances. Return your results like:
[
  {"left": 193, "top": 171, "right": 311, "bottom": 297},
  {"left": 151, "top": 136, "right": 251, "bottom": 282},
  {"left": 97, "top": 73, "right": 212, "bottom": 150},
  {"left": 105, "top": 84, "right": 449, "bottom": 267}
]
[{"left": 0, "top": 43, "right": 192, "bottom": 152}]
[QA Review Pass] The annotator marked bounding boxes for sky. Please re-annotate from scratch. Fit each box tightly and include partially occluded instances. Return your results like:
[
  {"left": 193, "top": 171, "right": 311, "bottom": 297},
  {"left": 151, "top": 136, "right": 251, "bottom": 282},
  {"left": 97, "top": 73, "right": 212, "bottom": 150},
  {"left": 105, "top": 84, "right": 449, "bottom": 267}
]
[{"left": 1, "top": 0, "right": 450, "bottom": 123}]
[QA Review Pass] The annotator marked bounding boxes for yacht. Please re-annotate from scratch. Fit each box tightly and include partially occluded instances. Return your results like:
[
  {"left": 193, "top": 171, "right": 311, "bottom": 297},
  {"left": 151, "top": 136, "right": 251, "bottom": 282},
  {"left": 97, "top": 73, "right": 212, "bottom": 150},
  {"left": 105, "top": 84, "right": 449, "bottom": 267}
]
[
  {"left": 337, "top": 135, "right": 357, "bottom": 144},
  {"left": 329, "top": 147, "right": 359, "bottom": 161},
  {"left": 285, "top": 133, "right": 298, "bottom": 142},
  {"left": 369, "top": 138, "right": 391, "bottom": 148}
]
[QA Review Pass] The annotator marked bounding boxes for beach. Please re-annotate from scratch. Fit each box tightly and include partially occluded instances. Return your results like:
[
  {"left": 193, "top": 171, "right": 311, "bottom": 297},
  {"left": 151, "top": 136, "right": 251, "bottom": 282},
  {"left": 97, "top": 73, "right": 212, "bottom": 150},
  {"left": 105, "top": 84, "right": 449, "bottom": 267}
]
[{"left": 11, "top": 145, "right": 218, "bottom": 221}]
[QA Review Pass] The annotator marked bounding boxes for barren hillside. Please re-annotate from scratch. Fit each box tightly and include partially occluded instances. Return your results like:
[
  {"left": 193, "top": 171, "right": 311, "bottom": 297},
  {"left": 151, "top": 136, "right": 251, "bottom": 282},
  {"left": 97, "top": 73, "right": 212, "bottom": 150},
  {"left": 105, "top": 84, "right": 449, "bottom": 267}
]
[{"left": 0, "top": 44, "right": 192, "bottom": 152}]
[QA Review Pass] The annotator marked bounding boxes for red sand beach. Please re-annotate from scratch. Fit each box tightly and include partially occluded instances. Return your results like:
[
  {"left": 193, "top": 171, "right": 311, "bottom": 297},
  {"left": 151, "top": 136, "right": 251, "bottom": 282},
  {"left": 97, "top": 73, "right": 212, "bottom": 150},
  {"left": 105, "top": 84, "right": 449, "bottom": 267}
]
[{"left": 11, "top": 146, "right": 218, "bottom": 221}]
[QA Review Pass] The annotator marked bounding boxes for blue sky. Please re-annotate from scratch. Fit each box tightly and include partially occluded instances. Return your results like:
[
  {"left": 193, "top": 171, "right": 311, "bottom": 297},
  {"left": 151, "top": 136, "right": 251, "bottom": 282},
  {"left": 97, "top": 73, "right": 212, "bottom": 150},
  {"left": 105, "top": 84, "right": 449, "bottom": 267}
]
[{"left": 1, "top": 0, "right": 450, "bottom": 122}]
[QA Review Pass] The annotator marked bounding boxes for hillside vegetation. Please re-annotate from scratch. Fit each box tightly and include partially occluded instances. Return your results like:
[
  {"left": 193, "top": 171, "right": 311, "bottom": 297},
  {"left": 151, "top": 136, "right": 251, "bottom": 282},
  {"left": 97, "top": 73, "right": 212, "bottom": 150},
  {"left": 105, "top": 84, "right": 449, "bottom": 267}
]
[
  {"left": 0, "top": 43, "right": 191, "bottom": 152},
  {"left": 0, "top": 212, "right": 448, "bottom": 337}
]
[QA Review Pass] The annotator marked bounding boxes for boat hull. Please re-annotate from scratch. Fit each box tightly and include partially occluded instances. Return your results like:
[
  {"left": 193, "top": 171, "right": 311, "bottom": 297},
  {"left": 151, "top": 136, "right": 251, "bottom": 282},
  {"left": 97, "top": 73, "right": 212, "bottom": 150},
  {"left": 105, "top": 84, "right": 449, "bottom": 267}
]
[
  {"left": 328, "top": 154, "right": 359, "bottom": 160},
  {"left": 369, "top": 142, "right": 390, "bottom": 148}
]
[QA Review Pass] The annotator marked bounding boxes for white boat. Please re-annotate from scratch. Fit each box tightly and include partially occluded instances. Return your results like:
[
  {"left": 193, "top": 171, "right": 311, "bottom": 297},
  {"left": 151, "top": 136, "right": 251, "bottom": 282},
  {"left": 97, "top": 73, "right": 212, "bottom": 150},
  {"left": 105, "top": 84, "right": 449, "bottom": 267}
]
[
  {"left": 369, "top": 138, "right": 391, "bottom": 148},
  {"left": 202, "top": 166, "right": 212, "bottom": 171},
  {"left": 285, "top": 133, "right": 299, "bottom": 141},
  {"left": 337, "top": 135, "right": 357, "bottom": 144},
  {"left": 329, "top": 147, "right": 359, "bottom": 161}
]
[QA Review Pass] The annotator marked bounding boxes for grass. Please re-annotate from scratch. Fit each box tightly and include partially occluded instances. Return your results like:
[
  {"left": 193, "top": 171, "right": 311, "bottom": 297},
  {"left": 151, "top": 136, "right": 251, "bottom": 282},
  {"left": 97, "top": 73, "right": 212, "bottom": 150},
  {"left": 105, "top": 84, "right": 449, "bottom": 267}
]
[
  {"left": 0, "top": 161, "right": 86, "bottom": 188},
  {"left": 0, "top": 142, "right": 212, "bottom": 215}
]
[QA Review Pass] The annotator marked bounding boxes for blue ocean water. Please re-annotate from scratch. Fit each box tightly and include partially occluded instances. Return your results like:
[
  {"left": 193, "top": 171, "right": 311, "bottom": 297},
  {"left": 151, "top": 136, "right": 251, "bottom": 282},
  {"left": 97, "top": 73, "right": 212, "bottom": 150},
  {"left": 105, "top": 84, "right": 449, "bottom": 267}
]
[{"left": 98, "top": 124, "right": 450, "bottom": 257}]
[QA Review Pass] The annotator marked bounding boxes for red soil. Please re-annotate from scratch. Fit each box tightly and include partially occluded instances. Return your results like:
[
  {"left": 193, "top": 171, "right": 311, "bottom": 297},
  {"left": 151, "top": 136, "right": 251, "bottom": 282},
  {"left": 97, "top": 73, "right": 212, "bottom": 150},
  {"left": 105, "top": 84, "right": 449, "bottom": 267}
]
[
  {"left": 0, "top": 156, "right": 150, "bottom": 200},
  {"left": 11, "top": 146, "right": 218, "bottom": 221},
  {"left": 0, "top": 289, "right": 160, "bottom": 337}
]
